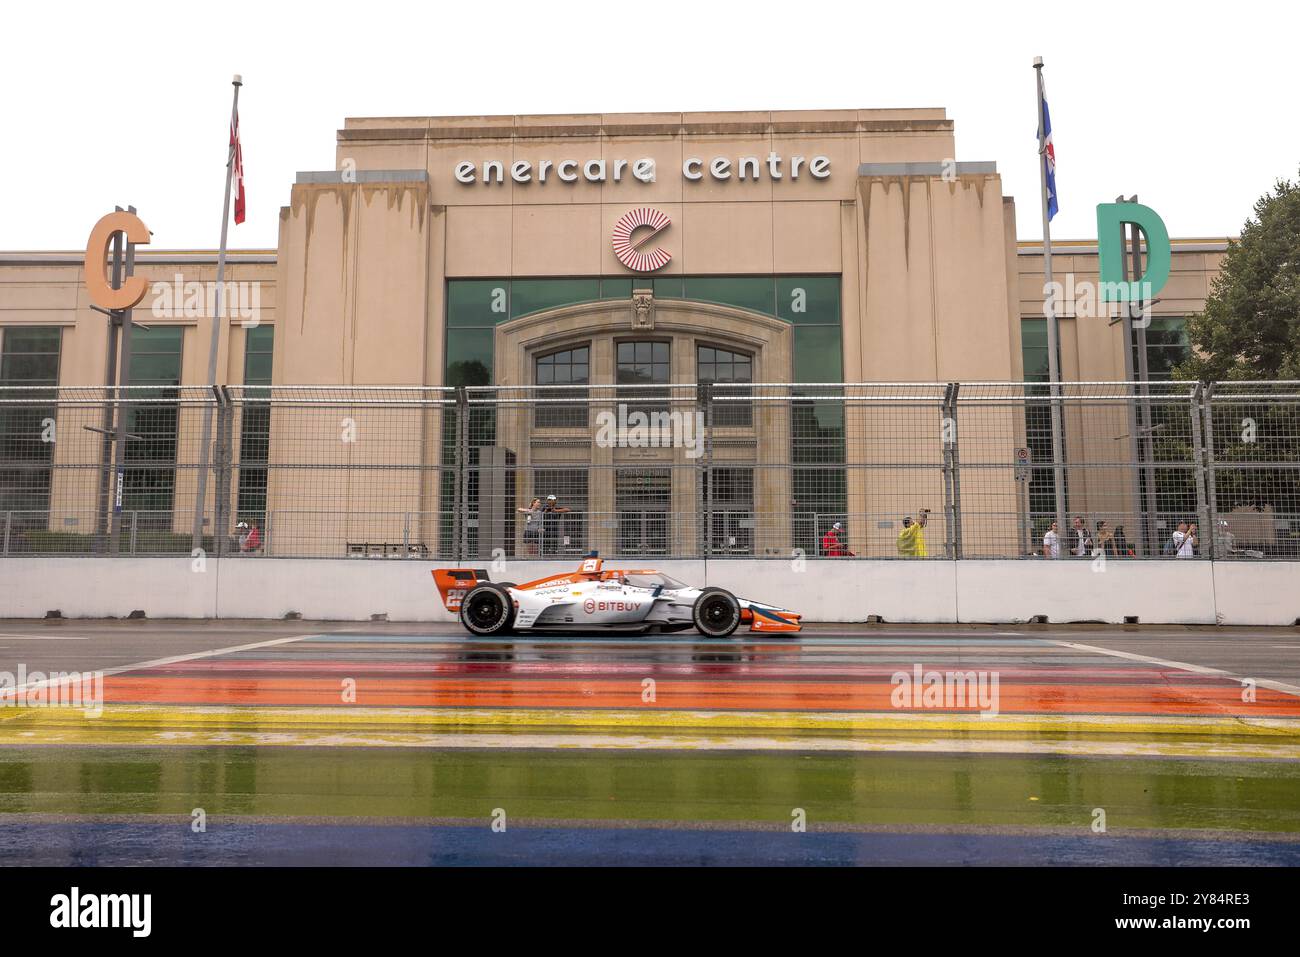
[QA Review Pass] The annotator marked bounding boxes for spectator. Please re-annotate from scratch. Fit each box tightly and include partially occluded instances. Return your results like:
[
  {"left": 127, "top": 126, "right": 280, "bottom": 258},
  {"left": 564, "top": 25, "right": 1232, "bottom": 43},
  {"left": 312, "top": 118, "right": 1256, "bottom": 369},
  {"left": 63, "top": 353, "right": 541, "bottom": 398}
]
[
  {"left": 1213, "top": 519, "right": 1236, "bottom": 557},
  {"left": 1070, "top": 516, "right": 1092, "bottom": 558},
  {"left": 1172, "top": 521, "right": 1198, "bottom": 558},
  {"left": 821, "top": 521, "right": 854, "bottom": 557},
  {"left": 1043, "top": 521, "right": 1061, "bottom": 559},
  {"left": 1096, "top": 520, "right": 1117, "bottom": 559},
  {"left": 539, "top": 494, "right": 570, "bottom": 557},
  {"left": 236, "top": 520, "right": 261, "bottom": 554},
  {"left": 517, "top": 497, "right": 542, "bottom": 556},
  {"left": 897, "top": 508, "right": 929, "bottom": 558},
  {"left": 1113, "top": 525, "right": 1131, "bottom": 557}
]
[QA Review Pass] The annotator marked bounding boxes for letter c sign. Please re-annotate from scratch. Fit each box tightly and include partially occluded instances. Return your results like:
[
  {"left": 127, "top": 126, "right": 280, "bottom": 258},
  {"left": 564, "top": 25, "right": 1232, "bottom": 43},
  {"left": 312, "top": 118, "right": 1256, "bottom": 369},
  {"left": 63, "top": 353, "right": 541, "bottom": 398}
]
[
  {"left": 84, "top": 211, "right": 152, "bottom": 310},
  {"left": 612, "top": 207, "right": 671, "bottom": 273}
]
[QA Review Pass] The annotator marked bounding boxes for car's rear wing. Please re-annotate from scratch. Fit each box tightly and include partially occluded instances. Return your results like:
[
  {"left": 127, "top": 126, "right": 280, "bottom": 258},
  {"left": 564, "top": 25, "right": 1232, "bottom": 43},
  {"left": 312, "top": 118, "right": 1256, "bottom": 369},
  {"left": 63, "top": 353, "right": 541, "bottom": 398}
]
[{"left": 431, "top": 568, "right": 490, "bottom": 611}]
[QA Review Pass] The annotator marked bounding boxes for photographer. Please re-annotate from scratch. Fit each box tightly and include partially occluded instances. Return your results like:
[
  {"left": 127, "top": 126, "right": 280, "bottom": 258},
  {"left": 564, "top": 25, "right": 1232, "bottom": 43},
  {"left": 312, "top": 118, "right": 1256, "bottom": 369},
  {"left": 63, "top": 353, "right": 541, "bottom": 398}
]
[{"left": 896, "top": 508, "right": 930, "bottom": 558}]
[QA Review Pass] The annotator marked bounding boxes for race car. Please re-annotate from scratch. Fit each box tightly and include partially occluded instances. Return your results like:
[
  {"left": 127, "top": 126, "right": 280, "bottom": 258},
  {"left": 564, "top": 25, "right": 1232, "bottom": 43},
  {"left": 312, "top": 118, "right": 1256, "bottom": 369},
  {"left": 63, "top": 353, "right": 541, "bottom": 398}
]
[{"left": 433, "top": 552, "right": 801, "bottom": 637}]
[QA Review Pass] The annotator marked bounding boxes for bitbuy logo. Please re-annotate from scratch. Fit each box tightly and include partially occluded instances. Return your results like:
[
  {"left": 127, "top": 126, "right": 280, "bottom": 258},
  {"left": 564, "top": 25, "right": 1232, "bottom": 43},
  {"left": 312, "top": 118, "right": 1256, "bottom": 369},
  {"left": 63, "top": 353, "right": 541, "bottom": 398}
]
[{"left": 50, "top": 887, "right": 151, "bottom": 937}]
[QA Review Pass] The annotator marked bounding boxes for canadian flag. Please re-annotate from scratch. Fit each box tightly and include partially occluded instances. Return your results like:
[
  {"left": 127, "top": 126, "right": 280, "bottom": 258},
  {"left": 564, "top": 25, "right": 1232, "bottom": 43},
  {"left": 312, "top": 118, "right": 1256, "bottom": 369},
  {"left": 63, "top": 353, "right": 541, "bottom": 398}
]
[{"left": 230, "top": 110, "right": 245, "bottom": 224}]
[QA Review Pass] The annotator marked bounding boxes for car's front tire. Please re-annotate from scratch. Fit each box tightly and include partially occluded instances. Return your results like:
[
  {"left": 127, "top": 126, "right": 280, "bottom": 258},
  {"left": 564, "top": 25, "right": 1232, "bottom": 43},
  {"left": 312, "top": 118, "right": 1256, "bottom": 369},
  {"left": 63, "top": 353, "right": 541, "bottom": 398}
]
[
  {"left": 693, "top": 588, "right": 741, "bottom": 638},
  {"left": 459, "top": 583, "right": 516, "bottom": 636}
]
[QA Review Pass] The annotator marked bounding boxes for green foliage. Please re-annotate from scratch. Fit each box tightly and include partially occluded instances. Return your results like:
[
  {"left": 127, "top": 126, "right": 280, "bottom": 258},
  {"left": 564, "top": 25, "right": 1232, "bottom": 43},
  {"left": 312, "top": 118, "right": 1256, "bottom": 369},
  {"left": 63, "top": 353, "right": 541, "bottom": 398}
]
[{"left": 1177, "top": 169, "right": 1300, "bottom": 381}]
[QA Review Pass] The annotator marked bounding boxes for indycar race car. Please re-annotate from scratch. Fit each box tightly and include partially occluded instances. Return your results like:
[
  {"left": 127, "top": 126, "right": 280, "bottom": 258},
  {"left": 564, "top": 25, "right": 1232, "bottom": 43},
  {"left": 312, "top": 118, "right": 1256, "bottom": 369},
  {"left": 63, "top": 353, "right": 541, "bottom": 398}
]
[{"left": 433, "top": 552, "right": 802, "bottom": 637}]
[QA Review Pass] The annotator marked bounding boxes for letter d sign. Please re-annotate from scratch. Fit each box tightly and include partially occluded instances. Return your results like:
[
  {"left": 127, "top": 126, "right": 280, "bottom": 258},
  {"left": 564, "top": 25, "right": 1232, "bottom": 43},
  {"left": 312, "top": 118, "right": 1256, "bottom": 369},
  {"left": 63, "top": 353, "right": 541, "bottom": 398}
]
[{"left": 1096, "top": 202, "right": 1170, "bottom": 302}]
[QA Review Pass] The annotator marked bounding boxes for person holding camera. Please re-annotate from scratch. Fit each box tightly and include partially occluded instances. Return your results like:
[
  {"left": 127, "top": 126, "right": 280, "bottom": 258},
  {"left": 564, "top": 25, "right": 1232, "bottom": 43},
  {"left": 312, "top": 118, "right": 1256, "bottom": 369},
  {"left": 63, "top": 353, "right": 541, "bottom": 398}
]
[{"left": 896, "top": 508, "right": 930, "bottom": 558}]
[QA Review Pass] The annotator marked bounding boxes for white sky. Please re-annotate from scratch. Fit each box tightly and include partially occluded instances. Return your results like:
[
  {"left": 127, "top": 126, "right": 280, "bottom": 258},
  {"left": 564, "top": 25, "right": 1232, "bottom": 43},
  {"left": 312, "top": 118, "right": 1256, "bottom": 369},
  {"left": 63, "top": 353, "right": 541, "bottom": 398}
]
[{"left": 3, "top": 0, "right": 1296, "bottom": 250}]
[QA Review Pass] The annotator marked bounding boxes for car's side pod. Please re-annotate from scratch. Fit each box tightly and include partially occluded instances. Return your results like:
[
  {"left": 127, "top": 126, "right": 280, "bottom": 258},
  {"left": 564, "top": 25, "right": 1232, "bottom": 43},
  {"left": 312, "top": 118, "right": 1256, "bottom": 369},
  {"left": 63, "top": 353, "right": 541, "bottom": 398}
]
[{"left": 432, "top": 568, "right": 491, "bottom": 612}]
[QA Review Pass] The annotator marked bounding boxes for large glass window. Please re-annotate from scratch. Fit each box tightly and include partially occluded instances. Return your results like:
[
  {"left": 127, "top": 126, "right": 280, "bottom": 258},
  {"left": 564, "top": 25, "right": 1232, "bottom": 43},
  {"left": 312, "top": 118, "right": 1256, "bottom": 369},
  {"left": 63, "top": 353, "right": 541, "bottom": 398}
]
[
  {"left": 0, "top": 327, "right": 62, "bottom": 521},
  {"left": 446, "top": 276, "right": 843, "bottom": 389},
  {"left": 793, "top": 326, "right": 843, "bottom": 383},
  {"left": 123, "top": 326, "right": 183, "bottom": 528},
  {"left": 617, "top": 340, "right": 670, "bottom": 386},
  {"left": 703, "top": 467, "right": 754, "bottom": 555},
  {"left": 237, "top": 325, "right": 273, "bottom": 527},
  {"left": 446, "top": 329, "right": 493, "bottom": 388},
  {"left": 534, "top": 345, "right": 589, "bottom": 429},
  {"left": 616, "top": 468, "right": 670, "bottom": 556},
  {"left": 683, "top": 277, "right": 775, "bottom": 316},
  {"left": 1021, "top": 317, "right": 1064, "bottom": 524},
  {"left": 510, "top": 279, "right": 601, "bottom": 319},
  {"left": 777, "top": 277, "right": 841, "bottom": 325},
  {"left": 698, "top": 345, "right": 753, "bottom": 427},
  {"left": 617, "top": 340, "right": 671, "bottom": 414},
  {"left": 1137, "top": 316, "right": 1189, "bottom": 381}
]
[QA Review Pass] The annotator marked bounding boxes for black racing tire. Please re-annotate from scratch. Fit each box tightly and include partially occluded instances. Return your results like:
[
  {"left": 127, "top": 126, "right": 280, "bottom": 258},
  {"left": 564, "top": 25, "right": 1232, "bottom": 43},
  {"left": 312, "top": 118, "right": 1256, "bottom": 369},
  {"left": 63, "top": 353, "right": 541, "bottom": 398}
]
[
  {"left": 693, "top": 588, "right": 741, "bottom": 638},
  {"left": 459, "top": 583, "right": 516, "bottom": 636}
]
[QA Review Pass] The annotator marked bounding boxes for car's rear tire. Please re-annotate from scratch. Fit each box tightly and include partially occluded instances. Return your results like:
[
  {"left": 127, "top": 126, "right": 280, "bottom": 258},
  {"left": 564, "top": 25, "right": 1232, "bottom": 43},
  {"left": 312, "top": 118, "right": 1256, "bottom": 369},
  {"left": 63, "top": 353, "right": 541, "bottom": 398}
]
[
  {"left": 693, "top": 588, "right": 741, "bottom": 638},
  {"left": 459, "top": 583, "right": 516, "bottom": 636}
]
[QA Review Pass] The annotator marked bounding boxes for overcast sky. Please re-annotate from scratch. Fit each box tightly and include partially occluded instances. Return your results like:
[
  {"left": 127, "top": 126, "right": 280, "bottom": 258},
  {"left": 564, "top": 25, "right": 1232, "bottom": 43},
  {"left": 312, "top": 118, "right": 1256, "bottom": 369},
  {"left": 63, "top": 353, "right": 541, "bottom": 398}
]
[{"left": 3, "top": 0, "right": 1296, "bottom": 250}]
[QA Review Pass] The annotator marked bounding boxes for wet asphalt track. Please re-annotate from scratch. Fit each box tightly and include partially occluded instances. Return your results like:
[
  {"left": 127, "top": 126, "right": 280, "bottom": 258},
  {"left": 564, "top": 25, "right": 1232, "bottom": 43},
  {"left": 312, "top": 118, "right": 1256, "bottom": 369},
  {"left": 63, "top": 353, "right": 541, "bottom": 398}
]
[{"left": 0, "top": 619, "right": 1297, "bottom": 865}]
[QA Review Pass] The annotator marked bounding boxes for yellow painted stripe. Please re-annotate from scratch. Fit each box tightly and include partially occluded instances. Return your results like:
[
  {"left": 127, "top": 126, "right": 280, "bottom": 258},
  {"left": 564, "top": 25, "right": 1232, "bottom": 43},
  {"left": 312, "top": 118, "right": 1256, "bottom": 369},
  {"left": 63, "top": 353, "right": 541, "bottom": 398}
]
[{"left": 2, "top": 705, "right": 1298, "bottom": 741}]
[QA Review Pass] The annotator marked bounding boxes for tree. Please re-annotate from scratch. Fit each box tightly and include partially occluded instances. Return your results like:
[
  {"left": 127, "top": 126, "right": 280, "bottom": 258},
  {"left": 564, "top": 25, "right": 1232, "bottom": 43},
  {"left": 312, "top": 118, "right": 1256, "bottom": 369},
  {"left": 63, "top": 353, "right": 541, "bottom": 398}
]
[{"left": 1176, "top": 169, "right": 1300, "bottom": 381}]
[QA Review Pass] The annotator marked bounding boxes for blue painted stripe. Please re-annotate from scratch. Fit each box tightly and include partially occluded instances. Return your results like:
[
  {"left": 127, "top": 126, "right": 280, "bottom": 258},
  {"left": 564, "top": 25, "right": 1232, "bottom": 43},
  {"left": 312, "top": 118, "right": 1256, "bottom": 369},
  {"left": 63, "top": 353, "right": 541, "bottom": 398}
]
[{"left": 1, "top": 822, "right": 1296, "bottom": 867}]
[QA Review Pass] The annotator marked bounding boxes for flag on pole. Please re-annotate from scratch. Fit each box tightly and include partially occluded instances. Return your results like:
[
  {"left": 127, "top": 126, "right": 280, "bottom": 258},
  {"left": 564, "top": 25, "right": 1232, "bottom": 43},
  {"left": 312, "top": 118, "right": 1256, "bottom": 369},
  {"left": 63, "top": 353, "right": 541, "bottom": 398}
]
[
  {"left": 1037, "top": 73, "right": 1058, "bottom": 221},
  {"left": 230, "top": 110, "right": 246, "bottom": 225}
]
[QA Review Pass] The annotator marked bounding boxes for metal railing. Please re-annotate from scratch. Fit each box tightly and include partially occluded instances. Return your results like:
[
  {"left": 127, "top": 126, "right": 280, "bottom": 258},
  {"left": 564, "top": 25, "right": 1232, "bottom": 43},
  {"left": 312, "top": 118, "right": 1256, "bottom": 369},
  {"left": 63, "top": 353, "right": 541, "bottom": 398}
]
[{"left": 1, "top": 381, "right": 1296, "bottom": 560}]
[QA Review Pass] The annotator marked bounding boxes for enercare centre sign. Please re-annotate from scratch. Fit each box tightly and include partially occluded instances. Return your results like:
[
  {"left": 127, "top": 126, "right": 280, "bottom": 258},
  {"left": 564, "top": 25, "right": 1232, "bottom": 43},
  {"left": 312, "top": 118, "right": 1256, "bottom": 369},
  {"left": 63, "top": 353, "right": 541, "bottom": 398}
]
[{"left": 453, "top": 151, "right": 831, "bottom": 185}]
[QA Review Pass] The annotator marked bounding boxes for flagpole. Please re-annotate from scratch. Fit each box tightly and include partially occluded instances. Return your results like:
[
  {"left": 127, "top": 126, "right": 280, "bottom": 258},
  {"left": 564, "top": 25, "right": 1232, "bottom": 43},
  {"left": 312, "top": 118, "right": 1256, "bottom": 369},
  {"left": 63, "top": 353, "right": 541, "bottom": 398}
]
[
  {"left": 192, "top": 74, "right": 243, "bottom": 553},
  {"left": 1034, "top": 56, "right": 1067, "bottom": 543}
]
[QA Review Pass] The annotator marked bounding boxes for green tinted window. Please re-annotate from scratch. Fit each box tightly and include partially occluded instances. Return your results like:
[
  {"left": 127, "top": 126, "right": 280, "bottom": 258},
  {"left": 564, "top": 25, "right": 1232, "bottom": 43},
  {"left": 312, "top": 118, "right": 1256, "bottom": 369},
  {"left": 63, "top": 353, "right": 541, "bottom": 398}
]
[
  {"left": 1140, "top": 316, "right": 1189, "bottom": 381},
  {"left": 243, "top": 325, "right": 274, "bottom": 386},
  {"left": 510, "top": 279, "right": 601, "bottom": 319},
  {"left": 2, "top": 327, "right": 62, "bottom": 356},
  {"left": 653, "top": 277, "right": 684, "bottom": 299},
  {"left": 793, "top": 326, "right": 842, "bottom": 382},
  {"left": 777, "top": 277, "right": 840, "bottom": 325},
  {"left": 448, "top": 280, "right": 510, "bottom": 327},
  {"left": 1, "top": 327, "right": 61, "bottom": 385},
  {"left": 600, "top": 278, "right": 633, "bottom": 300},
  {"left": 1021, "top": 319, "right": 1050, "bottom": 383},
  {"left": 683, "top": 277, "right": 775, "bottom": 316},
  {"left": 446, "top": 328, "right": 493, "bottom": 387},
  {"left": 128, "top": 326, "right": 183, "bottom": 386}
]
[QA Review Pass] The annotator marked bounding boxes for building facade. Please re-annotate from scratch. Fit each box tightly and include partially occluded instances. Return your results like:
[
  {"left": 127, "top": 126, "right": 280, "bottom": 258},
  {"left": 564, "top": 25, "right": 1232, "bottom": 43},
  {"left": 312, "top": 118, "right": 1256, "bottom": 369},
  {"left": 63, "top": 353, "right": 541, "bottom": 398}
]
[{"left": 0, "top": 110, "right": 1230, "bottom": 559}]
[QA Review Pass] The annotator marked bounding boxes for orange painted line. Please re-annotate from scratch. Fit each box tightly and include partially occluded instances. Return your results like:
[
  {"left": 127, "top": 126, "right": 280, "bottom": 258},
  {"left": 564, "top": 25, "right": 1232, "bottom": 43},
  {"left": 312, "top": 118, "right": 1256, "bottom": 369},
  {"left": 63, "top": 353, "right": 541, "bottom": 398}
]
[{"left": 100, "top": 677, "right": 1300, "bottom": 717}]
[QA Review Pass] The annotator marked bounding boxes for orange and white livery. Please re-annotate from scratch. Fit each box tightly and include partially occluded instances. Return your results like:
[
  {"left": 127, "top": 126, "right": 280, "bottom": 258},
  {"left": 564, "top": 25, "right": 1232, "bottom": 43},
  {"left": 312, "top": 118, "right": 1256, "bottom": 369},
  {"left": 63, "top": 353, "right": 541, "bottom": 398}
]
[{"left": 434, "top": 551, "right": 801, "bottom": 638}]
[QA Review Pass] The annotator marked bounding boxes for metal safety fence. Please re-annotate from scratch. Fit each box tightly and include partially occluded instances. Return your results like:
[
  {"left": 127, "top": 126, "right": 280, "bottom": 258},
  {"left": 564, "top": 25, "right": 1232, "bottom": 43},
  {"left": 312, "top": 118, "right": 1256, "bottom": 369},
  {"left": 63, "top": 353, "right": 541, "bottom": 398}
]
[{"left": 1, "top": 381, "right": 1296, "bottom": 560}]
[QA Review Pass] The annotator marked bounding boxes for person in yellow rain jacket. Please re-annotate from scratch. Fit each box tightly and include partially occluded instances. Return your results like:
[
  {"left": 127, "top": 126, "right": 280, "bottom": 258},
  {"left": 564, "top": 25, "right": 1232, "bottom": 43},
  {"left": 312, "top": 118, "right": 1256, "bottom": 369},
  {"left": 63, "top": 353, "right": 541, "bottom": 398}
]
[{"left": 896, "top": 509, "right": 930, "bottom": 558}]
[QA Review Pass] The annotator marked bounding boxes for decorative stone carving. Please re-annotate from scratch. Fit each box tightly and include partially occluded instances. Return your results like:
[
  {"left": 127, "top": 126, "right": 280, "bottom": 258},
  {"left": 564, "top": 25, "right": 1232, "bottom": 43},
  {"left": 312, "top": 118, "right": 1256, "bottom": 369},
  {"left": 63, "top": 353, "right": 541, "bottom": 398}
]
[{"left": 631, "top": 290, "right": 654, "bottom": 330}]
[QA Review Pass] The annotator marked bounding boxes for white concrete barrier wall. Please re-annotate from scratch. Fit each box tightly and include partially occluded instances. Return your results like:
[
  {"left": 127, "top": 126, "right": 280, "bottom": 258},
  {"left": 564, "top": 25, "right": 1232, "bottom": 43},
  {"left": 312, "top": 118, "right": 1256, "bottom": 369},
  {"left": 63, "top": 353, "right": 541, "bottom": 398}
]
[
  {"left": 954, "top": 560, "right": 1220, "bottom": 625},
  {"left": 705, "top": 559, "right": 958, "bottom": 623},
  {"left": 1211, "top": 562, "right": 1300, "bottom": 626},
  {"left": 0, "top": 557, "right": 1296, "bottom": 626}
]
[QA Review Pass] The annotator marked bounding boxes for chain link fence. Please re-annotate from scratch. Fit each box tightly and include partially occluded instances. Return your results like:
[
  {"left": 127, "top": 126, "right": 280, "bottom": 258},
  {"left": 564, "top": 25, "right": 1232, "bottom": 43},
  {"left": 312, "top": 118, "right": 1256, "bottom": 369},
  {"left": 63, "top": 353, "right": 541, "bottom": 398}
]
[{"left": 1, "top": 381, "right": 1296, "bottom": 560}]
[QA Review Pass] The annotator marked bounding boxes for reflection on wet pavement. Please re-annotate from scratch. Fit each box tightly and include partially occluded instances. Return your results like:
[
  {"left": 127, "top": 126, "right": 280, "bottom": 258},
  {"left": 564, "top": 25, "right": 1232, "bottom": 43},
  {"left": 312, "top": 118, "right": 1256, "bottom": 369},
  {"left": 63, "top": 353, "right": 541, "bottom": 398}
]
[{"left": 1, "top": 630, "right": 1297, "bottom": 864}]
